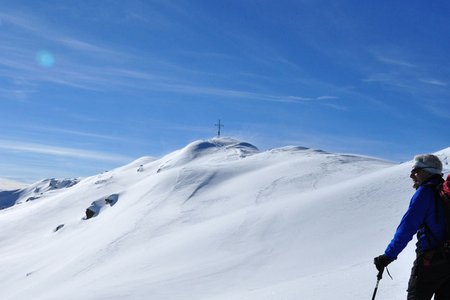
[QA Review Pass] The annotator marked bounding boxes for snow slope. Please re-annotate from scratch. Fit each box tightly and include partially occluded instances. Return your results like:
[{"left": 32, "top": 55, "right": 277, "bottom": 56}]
[{"left": 0, "top": 138, "right": 448, "bottom": 300}]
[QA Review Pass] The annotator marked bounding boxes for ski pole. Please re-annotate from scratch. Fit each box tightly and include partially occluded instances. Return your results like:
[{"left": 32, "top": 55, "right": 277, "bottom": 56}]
[{"left": 371, "top": 268, "right": 384, "bottom": 300}]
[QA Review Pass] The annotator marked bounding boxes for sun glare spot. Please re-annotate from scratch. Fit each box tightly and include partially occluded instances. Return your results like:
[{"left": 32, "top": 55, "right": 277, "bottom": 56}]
[{"left": 36, "top": 50, "right": 55, "bottom": 68}]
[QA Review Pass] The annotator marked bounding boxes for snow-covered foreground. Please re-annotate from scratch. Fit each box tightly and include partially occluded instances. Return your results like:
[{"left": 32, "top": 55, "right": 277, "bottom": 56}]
[{"left": 0, "top": 138, "right": 449, "bottom": 300}]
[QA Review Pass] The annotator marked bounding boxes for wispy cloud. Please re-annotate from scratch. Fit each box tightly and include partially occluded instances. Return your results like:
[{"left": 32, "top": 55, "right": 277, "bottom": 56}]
[
  {"left": 0, "top": 12, "right": 41, "bottom": 35},
  {"left": 159, "top": 83, "right": 338, "bottom": 104},
  {"left": 0, "top": 139, "right": 132, "bottom": 162},
  {"left": 362, "top": 65, "right": 450, "bottom": 120},
  {"left": 31, "top": 126, "right": 127, "bottom": 141},
  {"left": 362, "top": 70, "right": 444, "bottom": 92},
  {"left": 0, "top": 12, "right": 125, "bottom": 58},
  {"left": 0, "top": 51, "right": 166, "bottom": 94},
  {"left": 367, "top": 50, "right": 449, "bottom": 92},
  {"left": 1, "top": 9, "right": 340, "bottom": 108},
  {"left": 376, "top": 56, "right": 415, "bottom": 68},
  {"left": 362, "top": 72, "right": 408, "bottom": 87},
  {"left": 57, "top": 38, "right": 123, "bottom": 57},
  {"left": 419, "top": 78, "right": 447, "bottom": 87},
  {"left": 0, "top": 11, "right": 149, "bottom": 95},
  {"left": 425, "top": 105, "right": 450, "bottom": 120}
]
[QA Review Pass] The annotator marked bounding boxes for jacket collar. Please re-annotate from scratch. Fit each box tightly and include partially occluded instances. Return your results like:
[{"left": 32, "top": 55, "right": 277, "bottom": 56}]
[{"left": 422, "top": 174, "right": 444, "bottom": 187}]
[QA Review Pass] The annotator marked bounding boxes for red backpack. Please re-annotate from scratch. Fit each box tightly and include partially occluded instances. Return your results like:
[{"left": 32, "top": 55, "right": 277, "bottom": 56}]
[
  {"left": 438, "top": 175, "right": 450, "bottom": 244},
  {"left": 439, "top": 174, "right": 450, "bottom": 202}
]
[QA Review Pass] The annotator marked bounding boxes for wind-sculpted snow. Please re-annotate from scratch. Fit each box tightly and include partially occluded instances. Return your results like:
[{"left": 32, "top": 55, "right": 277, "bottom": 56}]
[
  {"left": 157, "top": 138, "right": 259, "bottom": 172},
  {"left": 0, "top": 139, "right": 448, "bottom": 300}
]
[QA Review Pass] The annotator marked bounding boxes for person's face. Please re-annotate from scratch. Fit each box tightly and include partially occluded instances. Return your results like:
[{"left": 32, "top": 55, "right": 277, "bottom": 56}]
[{"left": 410, "top": 168, "right": 432, "bottom": 189}]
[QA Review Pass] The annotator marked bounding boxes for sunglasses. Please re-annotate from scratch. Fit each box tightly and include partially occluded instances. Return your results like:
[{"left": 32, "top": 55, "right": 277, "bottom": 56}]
[{"left": 411, "top": 168, "right": 425, "bottom": 175}]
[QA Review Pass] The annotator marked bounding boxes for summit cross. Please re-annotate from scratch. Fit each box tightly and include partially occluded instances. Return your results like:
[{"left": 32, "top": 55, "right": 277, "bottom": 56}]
[{"left": 215, "top": 120, "right": 224, "bottom": 137}]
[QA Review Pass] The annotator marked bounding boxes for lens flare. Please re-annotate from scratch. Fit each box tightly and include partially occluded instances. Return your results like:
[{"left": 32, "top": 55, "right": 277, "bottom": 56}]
[{"left": 36, "top": 50, "right": 55, "bottom": 68}]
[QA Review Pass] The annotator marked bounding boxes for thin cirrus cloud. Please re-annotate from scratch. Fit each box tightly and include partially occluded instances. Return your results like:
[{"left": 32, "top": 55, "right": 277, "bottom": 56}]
[
  {"left": 159, "top": 83, "right": 338, "bottom": 105},
  {"left": 419, "top": 79, "right": 447, "bottom": 87},
  {"left": 0, "top": 11, "right": 123, "bottom": 58},
  {"left": 376, "top": 55, "right": 416, "bottom": 68},
  {"left": 0, "top": 11, "right": 142, "bottom": 91},
  {"left": 1, "top": 10, "right": 341, "bottom": 108},
  {"left": 30, "top": 126, "right": 128, "bottom": 142},
  {"left": 0, "top": 139, "right": 132, "bottom": 162},
  {"left": 370, "top": 53, "right": 447, "bottom": 89}
]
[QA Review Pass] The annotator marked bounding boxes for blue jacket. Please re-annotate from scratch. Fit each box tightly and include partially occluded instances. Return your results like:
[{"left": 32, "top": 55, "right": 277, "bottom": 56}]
[{"left": 385, "top": 176, "right": 446, "bottom": 260}]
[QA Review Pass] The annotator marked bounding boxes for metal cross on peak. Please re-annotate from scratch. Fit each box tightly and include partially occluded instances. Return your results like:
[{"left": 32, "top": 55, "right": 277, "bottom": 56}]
[{"left": 215, "top": 119, "right": 224, "bottom": 137}]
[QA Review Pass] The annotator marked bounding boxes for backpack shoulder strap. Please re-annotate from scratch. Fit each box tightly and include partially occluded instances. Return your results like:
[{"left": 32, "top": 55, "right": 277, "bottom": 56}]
[
  {"left": 422, "top": 181, "right": 442, "bottom": 224},
  {"left": 420, "top": 177, "right": 450, "bottom": 248}
]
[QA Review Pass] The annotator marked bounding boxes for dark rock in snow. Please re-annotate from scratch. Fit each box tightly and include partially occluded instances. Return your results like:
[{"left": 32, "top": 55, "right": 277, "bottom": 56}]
[
  {"left": 84, "top": 194, "right": 120, "bottom": 219},
  {"left": 54, "top": 224, "right": 65, "bottom": 232}
]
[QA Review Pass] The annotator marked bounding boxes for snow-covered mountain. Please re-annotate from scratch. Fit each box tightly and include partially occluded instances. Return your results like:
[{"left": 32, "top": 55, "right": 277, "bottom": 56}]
[
  {"left": 0, "top": 138, "right": 449, "bottom": 300},
  {"left": 0, "top": 178, "right": 79, "bottom": 210}
]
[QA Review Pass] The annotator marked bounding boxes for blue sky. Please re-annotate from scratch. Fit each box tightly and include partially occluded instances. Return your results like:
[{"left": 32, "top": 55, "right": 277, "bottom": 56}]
[{"left": 1, "top": 0, "right": 450, "bottom": 183}]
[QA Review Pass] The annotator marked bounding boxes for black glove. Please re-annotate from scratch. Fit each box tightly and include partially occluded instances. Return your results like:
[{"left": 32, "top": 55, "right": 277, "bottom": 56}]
[{"left": 374, "top": 254, "right": 393, "bottom": 271}]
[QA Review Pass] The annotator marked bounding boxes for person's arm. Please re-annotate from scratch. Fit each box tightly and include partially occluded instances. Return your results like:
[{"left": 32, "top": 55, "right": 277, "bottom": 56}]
[{"left": 384, "top": 187, "right": 431, "bottom": 259}]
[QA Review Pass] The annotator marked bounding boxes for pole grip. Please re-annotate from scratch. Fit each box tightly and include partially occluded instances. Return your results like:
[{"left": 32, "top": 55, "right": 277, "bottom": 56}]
[{"left": 377, "top": 267, "right": 384, "bottom": 280}]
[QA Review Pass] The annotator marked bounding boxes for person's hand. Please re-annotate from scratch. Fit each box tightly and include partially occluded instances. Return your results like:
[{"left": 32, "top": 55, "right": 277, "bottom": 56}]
[{"left": 374, "top": 254, "right": 393, "bottom": 271}]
